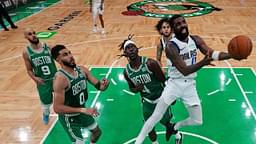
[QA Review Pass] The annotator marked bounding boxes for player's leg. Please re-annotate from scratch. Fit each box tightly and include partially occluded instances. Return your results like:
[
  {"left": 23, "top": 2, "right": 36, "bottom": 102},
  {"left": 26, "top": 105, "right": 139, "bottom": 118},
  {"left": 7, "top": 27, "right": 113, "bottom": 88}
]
[
  {"left": 173, "top": 80, "right": 203, "bottom": 144},
  {"left": 90, "top": 126, "right": 101, "bottom": 144},
  {"left": 0, "top": 7, "right": 17, "bottom": 29},
  {"left": 0, "top": 14, "right": 8, "bottom": 31},
  {"left": 78, "top": 113, "right": 101, "bottom": 143},
  {"left": 135, "top": 82, "right": 177, "bottom": 144},
  {"left": 142, "top": 100, "right": 159, "bottom": 143},
  {"left": 175, "top": 80, "right": 202, "bottom": 130},
  {"left": 159, "top": 106, "right": 176, "bottom": 141},
  {"left": 37, "top": 82, "right": 53, "bottom": 124},
  {"left": 148, "top": 128, "right": 158, "bottom": 144},
  {"left": 92, "top": 3, "right": 99, "bottom": 32},
  {"left": 98, "top": 5, "right": 105, "bottom": 34},
  {"left": 58, "top": 115, "right": 85, "bottom": 144}
]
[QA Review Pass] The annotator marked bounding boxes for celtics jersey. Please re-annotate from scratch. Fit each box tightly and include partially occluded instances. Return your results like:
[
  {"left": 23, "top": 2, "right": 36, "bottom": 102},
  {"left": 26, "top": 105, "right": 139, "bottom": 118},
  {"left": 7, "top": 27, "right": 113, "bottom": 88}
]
[
  {"left": 125, "top": 57, "right": 164, "bottom": 100},
  {"left": 59, "top": 67, "right": 88, "bottom": 108},
  {"left": 26, "top": 43, "right": 57, "bottom": 80}
]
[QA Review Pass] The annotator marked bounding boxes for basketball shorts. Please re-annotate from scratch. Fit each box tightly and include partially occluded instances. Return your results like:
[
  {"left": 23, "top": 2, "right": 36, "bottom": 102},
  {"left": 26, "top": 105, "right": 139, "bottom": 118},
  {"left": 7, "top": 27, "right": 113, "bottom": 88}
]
[
  {"left": 162, "top": 78, "right": 201, "bottom": 107},
  {"left": 37, "top": 80, "right": 53, "bottom": 105},
  {"left": 59, "top": 113, "right": 97, "bottom": 142},
  {"left": 142, "top": 99, "right": 172, "bottom": 125}
]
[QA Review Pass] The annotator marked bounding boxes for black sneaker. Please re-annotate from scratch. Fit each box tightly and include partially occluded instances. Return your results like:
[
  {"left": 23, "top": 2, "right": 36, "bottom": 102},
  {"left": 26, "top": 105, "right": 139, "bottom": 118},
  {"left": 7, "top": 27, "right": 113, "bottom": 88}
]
[
  {"left": 11, "top": 25, "right": 18, "bottom": 29},
  {"left": 175, "top": 133, "right": 183, "bottom": 144},
  {"left": 166, "top": 123, "right": 175, "bottom": 141}
]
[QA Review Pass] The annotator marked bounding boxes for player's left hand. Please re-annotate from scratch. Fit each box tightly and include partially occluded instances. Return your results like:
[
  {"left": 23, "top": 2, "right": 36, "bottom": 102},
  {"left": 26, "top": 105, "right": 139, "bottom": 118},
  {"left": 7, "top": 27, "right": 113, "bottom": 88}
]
[{"left": 100, "top": 78, "right": 109, "bottom": 90}]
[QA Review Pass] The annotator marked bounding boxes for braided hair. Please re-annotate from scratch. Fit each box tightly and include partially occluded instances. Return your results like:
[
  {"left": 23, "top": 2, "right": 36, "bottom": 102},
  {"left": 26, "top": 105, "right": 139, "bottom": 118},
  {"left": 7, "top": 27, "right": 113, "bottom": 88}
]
[{"left": 117, "top": 34, "right": 135, "bottom": 58}]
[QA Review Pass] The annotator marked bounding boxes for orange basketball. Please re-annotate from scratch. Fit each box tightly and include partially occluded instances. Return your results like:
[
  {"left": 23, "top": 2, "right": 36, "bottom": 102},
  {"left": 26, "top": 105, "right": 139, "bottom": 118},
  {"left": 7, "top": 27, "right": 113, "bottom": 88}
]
[{"left": 228, "top": 35, "right": 253, "bottom": 60}]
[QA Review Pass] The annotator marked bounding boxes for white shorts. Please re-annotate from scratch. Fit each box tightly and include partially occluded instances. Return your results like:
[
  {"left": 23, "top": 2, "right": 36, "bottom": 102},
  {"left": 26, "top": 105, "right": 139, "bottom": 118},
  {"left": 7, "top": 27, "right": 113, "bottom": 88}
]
[
  {"left": 93, "top": 2, "right": 104, "bottom": 18},
  {"left": 161, "top": 78, "right": 201, "bottom": 107}
]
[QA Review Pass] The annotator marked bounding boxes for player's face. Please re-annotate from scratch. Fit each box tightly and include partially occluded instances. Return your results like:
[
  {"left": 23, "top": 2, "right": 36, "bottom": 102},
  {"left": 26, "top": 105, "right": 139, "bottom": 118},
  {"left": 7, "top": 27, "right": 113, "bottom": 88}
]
[
  {"left": 25, "top": 30, "right": 39, "bottom": 44},
  {"left": 160, "top": 22, "right": 172, "bottom": 37},
  {"left": 124, "top": 44, "right": 139, "bottom": 61},
  {"left": 58, "top": 49, "right": 76, "bottom": 68},
  {"left": 173, "top": 17, "right": 189, "bottom": 41}
]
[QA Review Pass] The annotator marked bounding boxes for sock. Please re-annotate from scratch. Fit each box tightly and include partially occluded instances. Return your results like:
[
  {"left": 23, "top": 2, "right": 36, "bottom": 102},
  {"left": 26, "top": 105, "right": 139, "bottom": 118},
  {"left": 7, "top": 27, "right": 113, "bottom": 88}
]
[
  {"left": 152, "top": 141, "right": 159, "bottom": 144},
  {"left": 175, "top": 131, "right": 181, "bottom": 139}
]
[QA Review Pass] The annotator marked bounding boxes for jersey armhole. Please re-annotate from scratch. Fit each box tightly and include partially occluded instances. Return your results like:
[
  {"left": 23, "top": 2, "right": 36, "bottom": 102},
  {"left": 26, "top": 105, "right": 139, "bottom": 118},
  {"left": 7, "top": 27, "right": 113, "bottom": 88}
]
[
  {"left": 170, "top": 41, "right": 180, "bottom": 54},
  {"left": 190, "top": 35, "right": 200, "bottom": 49}
]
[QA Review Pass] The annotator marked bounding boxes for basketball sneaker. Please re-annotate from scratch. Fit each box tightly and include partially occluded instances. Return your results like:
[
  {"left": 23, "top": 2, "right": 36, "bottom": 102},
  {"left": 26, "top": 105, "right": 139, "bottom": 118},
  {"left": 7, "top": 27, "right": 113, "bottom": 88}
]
[
  {"left": 92, "top": 26, "right": 97, "bottom": 33},
  {"left": 166, "top": 123, "right": 175, "bottom": 141},
  {"left": 101, "top": 28, "right": 106, "bottom": 34},
  {"left": 43, "top": 114, "right": 49, "bottom": 125},
  {"left": 175, "top": 133, "right": 183, "bottom": 144}
]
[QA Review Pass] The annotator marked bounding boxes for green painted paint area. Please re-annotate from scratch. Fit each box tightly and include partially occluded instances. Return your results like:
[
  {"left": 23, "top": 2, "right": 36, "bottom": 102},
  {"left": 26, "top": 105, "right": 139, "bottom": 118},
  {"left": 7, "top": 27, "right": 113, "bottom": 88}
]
[
  {"left": 37, "top": 31, "right": 57, "bottom": 39},
  {"left": 43, "top": 67, "right": 256, "bottom": 144},
  {"left": 1, "top": 0, "right": 60, "bottom": 29}
]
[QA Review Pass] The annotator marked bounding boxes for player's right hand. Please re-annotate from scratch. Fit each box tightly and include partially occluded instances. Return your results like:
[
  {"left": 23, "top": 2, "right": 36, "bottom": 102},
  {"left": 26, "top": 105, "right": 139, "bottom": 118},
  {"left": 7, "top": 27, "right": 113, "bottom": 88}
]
[
  {"left": 82, "top": 108, "right": 99, "bottom": 117},
  {"left": 34, "top": 77, "right": 44, "bottom": 85},
  {"left": 203, "top": 50, "right": 214, "bottom": 66},
  {"left": 135, "top": 83, "right": 144, "bottom": 91}
]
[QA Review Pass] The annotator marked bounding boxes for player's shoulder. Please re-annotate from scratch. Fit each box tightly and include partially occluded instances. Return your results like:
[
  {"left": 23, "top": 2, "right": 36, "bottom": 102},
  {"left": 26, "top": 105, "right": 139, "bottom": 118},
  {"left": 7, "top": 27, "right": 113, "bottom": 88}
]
[{"left": 146, "top": 57, "right": 159, "bottom": 66}]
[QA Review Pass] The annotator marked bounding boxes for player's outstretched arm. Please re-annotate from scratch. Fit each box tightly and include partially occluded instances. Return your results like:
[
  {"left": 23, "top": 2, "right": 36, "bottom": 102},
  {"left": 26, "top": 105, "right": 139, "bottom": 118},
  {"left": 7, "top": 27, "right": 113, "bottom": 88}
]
[
  {"left": 192, "top": 35, "right": 231, "bottom": 60},
  {"left": 80, "top": 66, "right": 109, "bottom": 91}
]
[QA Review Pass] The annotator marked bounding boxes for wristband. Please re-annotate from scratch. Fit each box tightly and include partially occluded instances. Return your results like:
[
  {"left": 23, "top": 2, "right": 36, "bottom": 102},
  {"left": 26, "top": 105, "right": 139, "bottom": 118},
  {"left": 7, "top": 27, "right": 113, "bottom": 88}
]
[{"left": 212, "top": 51, "right": 220, "bottom": 60}]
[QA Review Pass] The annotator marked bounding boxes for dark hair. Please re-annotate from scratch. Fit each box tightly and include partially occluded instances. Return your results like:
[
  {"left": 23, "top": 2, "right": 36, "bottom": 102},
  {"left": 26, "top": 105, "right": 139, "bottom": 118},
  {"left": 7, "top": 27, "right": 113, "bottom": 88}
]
[
  {"left": 118, "top": 34, "right": 134, "bottom": 51},
  {"left": 155, "top": 18, "right": 171, "bottom": 34},
  {"left": 51, "top": 44, "right": 66, "bottom": 60},
  {"left": 170, "top": 14, "right": 183, "bottom": 28}
]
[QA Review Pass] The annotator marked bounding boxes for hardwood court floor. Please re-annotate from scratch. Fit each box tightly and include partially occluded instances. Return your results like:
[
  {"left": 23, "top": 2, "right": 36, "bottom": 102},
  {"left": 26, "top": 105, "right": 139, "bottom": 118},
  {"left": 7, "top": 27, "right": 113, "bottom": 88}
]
[{"left": 0, "top": 0, "right": 255, "bottom": 143}]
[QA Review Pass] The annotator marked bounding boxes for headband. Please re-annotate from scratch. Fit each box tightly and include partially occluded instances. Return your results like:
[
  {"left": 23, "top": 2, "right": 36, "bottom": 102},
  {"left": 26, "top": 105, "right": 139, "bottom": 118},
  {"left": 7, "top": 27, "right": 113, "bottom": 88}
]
[{"left": 124, "top": 40, "right": 135, "bottom": 50}]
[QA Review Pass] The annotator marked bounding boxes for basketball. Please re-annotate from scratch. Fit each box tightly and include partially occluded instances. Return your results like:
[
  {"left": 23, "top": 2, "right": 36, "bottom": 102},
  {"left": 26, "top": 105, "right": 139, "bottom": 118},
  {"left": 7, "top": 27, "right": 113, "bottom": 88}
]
[{"left": 228, "top": 35, "right": 253, "bottom": 60}]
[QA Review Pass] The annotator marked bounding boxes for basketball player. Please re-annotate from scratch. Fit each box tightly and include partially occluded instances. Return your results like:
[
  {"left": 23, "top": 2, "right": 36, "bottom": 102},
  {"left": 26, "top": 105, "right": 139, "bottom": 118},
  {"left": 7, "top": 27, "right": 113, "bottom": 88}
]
[
  {"left": 90, "top": 0, "right": 105, "bottom": 34},
  {"left": 22, "top": 28, "right": 57, "bottom": 125},
  {"left": 155, "top": 18, "right": 173, "bottom": 67},
  {"left": 51, "top": 45, "right": 109, "bottom": 144},
  {"left": 155, "top": 18, "right": 175, "bottom": 80},
  {"left": 0, "top": 2, "right": 18, "bottom": 31},
  {"left": 120, "top": 35, "right": 177, "bottom": 143},
  {"left": 135, "top": 15, "right": 234, "bottom": 144}
]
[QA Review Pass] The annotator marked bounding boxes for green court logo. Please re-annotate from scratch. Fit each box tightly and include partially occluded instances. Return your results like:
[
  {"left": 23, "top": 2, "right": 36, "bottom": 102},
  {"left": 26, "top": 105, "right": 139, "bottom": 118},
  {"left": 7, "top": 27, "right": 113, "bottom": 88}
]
[
  {"left": 37, "top": 31, "right": 57, "bottom": 39},
  {"left": 124, "top": 0, "right": 222, "bottom": 18}
]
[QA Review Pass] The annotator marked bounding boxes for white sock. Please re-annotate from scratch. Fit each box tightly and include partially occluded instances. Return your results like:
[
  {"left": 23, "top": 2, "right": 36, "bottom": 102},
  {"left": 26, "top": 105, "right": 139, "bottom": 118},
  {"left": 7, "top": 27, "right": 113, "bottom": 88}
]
[
  {"left": 152, "top": 141, "right": 159, "bottom": 144},
  {"left": 175, "top": 131, "right": 181, "bottom": 139},
  {"left": 42, "top": 104, "right": 51, "bottom": 115}
]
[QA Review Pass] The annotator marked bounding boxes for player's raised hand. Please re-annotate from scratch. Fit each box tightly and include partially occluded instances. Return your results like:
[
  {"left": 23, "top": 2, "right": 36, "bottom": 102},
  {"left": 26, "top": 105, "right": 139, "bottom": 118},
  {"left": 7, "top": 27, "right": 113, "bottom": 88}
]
[{"left": 100, "top": 78, "right": 109, "bottom": 90}]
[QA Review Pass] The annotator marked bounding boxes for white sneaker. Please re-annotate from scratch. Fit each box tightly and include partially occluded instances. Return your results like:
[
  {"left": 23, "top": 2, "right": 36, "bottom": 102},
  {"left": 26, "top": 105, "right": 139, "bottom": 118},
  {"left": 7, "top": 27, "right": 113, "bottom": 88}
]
[
  {"left": 101, "top": 29, "right": 106, "bottom": 34},
  {"left": 92, "top": 27, "right": 97, "bottom": 33}
]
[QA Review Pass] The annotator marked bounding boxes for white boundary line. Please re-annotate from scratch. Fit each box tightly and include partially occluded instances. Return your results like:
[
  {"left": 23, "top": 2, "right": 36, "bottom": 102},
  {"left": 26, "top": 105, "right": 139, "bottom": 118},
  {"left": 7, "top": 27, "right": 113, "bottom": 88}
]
[
  {"left": 91, "top": 59, "right": 118, "bottom": 107},
  {"left": 123, "top": 131, "right": 219, "bottom": 144},
  {"left": 40, "top": 117, "right": 58, "bottom": 144},
  {"left": 207, "top": 89, "right": 220, "bottom": 96},
  {"left": 224, "top": 60, "right": 256, "bottom": 120}
]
